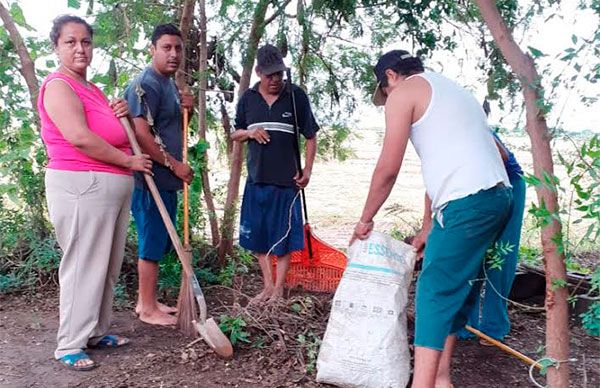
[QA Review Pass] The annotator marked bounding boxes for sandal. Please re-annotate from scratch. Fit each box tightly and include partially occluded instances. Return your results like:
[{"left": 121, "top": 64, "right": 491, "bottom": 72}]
[
  {"left": 58, "top": 351, "right": 96, "bottom": 371},
  {"left": 89, "top": 334, "right": 130, "bottom": 349},
  {"left": 479, "top": 338, "right": 495, "bottom": 346}
]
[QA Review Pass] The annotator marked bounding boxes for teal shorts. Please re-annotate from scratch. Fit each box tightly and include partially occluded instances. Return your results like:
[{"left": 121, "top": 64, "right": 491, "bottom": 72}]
[{"left": 414, "top": 185, "right": 512, "bottom": 350}]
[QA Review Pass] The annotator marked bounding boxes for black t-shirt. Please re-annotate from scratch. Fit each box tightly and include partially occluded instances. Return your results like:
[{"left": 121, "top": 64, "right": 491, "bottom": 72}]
[{"left": 234, "top": 82, "right": 319, "bottom": 187}]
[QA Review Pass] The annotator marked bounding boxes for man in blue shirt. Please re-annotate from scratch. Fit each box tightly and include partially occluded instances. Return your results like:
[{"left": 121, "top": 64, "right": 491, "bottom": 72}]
[
  {"left": 231, "top": 44, "right": 319, "bottom": 303},
  {"left": 124, "top": 24, "right": 194, "bottom": 326}
]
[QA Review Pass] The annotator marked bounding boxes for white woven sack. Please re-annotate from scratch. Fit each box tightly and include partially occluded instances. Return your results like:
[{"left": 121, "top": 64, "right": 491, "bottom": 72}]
[{"left": 316, "top": 231, "right": 416, "bottom": 388}]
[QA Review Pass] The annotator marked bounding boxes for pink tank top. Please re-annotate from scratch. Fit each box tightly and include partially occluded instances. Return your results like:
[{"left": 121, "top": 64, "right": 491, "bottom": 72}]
[{"left": 38, "top": 72, "right": 132, "bottom": 175}]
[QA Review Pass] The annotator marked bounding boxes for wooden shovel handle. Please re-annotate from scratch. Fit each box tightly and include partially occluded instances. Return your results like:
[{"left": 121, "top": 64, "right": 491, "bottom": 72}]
[
  {"left": 182, "top": 108, "right": 190, "bottom": 247},
  {"left": 465, "top": 325, "right": 541, "bottom": 370},
  {"left": 120, "top": 117, "right": 194, "bottom": 277}
]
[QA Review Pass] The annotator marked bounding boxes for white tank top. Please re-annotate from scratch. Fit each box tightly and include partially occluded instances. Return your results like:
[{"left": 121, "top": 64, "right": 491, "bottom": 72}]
[{"left": 408, "top": 72, "right": 510, "bottom": 214}]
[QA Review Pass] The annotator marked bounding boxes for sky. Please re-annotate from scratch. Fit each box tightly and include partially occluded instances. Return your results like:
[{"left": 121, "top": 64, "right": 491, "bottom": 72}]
[{"left": 11, "top": 0, "right": 600, "bottom": 133}]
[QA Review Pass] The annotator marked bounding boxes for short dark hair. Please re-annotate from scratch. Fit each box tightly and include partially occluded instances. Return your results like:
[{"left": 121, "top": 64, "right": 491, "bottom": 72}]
[
  {"left": 375, "top": 50, "right": 424, "bottom": 88},
  {"left": 50, "top": 15, "right": 93, "bottom": 47},
  {"left": 151, "top": 23, "right": 182, "bottom": 45}
]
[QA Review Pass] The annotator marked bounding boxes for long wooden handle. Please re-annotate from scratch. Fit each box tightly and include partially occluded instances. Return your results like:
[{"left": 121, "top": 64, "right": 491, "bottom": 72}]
[
  {"left": 285, "top": 68, "right": 313, "bottom": 258},
  {"left": 182, "top": 108, "right": 190, "bottom": 247},
  {"left": 465, "top": 325, "right": 541, "bottom": 370},
  {"left": 120, "top": 117, "right": 194, "bottom": 277}
]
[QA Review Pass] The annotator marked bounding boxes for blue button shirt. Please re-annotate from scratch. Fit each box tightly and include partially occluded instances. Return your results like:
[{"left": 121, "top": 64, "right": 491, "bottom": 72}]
[{"left": 492, "top": 131, "right": 523, "bottom": 180}]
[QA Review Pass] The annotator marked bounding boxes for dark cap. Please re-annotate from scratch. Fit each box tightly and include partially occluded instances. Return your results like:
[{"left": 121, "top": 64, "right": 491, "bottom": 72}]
[
  {"left": 256, "top": 44, "right": 286, "bottom": 75},
  {"left": 372, "top": 50, "right": 414, "bottom": 106}
]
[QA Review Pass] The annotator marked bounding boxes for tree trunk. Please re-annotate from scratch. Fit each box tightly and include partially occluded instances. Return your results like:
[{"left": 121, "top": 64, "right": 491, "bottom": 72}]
[
  {"left": 217, "top": 0, "right": 271, "bottom": 263},
  {"left": 175, "top": 0, "right": 196, "bottom": 88},
  {"left": 237, "top": 0, "right": 270, "bottom": 93},
  {"left": 0, "top": 2, "right": 40, "bottom": 125},
  {"left": 476, "top": 1, "right": 570, "bottom": 387},
  {"left": 0, "top": 1, "right": 48, "bottom": 239},
  {"left": 220, "top": 98, "right": 233, "bottom": 164},
  {"left": 197, "top": 0, "right": 220, "bottom": 247},
  {"left": 178, "top": 0, "right": 195, "bottom": 40},
  {"left": 175, "top": 0, "right": 220, "bottom": 248},
  {"left": 297, "top": 0, "right": 309, "bottom": 88}
]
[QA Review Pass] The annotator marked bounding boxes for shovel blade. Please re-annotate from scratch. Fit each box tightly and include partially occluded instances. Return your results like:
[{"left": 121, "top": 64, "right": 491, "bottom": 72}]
[{"left": 195, "top": 318, "right": 233, "bottom": 359}]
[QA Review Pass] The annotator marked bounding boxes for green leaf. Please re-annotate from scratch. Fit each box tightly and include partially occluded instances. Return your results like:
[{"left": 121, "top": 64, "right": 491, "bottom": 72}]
[
  {"left": 9, "top": 3, "right": 34, "bottom": 31},
  {"left": 528, "top": 46, "right": 545, "bottom": 58},
  {"left": 290, "top": 303, "right": 302, "bottom": 313},
  {"left": 219, "top": 0, "right": 236, "bottom": 16},
  {"left": 523, "top": 173, "right": 541, "bottom": 187},
  {"left": 571, "top": 34, "right": 578, "bottom": 44},
  {"left": 67, "top": 0, "right": 81, "bottom": 9},
  {"left": 551, "top": 278, "right": 568, "bottom": 291},
  {"left": 561, "top": 52, "right": 576, "bottom": 61},
  {"left": 538, "top": 358, "right": 556, "bottom": 376}
]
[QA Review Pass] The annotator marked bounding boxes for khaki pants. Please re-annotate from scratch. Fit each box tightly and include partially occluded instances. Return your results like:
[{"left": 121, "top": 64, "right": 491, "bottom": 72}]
[{"left": 45, "top": 169, "right": 133, "bottom": 359}]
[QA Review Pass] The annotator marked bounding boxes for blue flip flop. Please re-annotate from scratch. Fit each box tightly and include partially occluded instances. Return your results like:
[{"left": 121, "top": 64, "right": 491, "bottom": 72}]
[
  {"left": 58, "top": 351, "right": 96, "bottom": 371},
  {"left": 89, "top": 334, "right": 130, "bottom": 349}
]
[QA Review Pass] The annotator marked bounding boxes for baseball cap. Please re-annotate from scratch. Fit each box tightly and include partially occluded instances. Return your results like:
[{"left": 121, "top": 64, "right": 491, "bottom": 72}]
[
  {"left": 256, "top": 44, "right": 286, "bottom": 75},
  {"left": 372, "top": 50, "right": 413, "bottom": 106}
]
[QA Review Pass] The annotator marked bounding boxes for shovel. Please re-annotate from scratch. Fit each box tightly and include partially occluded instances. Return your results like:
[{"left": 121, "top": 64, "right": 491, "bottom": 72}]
[
  {"left": 464, "top": 325, "right": 541, "bottom": 370},
  {"left": 181, "top": 109, "right": 234, "bottom": 356},
  {"left": 120, "top": 116, "right": 233, "bottom": 359}
]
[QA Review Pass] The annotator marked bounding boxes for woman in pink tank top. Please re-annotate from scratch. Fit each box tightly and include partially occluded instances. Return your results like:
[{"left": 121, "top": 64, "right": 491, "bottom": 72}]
[{"left": 38, "top": 15, "right": 152, "bottom": 371}]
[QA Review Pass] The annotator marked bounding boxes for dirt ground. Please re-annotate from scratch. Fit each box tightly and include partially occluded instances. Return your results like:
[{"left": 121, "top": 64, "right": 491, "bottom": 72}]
[{"left": 1, "top": 278, "right": 598, "bottom": 388}]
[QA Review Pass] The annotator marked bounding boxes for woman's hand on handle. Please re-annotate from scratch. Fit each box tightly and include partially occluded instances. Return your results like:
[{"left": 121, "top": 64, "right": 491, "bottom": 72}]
[
  {"left": 126, "top": 154, "right": 153, "bottom": 174},
  {"left": 110, "top": 98, "right": 129, "bottom": 118}
]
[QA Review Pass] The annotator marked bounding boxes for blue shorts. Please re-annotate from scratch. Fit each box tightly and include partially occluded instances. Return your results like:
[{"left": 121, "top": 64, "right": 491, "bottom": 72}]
[
  {"left": 131, "top": 187, "right": 178, "bottom": 261},
  {"left": 239, "top": 182, "right": 304, "bottom": 256}
]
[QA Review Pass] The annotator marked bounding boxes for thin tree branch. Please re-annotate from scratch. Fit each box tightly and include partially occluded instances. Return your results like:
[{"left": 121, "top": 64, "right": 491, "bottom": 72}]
[
  {"left": 0, "top": 1, "right": 39, "bottom": 126},
  {"left": 263, "top": 0, "right": 292, "bottom": 26}
]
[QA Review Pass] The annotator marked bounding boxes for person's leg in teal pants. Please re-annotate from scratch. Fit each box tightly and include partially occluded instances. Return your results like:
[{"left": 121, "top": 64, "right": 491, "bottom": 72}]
[
  {"left": 479, "top": 176, "right": 526, "bottom": 339},
  {"left": 458, "top": 175, "right": 526, "bottom": 340}
]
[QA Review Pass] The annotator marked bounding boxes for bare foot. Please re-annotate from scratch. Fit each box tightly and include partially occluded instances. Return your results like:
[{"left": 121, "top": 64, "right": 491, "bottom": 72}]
[
  {"left": 157, "top": 302, "right": 177, "bottom": 314},
  {"left": 138, "top": 308, "right": 177, "bottom": 326},
  {"left": 250, "top": 287, "right": 274, "bottom": 304},
  {"left": 135, "top": 302, "right": 177, "bottom": 315}
]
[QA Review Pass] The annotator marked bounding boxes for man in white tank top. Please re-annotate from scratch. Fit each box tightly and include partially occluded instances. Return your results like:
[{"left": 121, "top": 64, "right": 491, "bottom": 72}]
[{"left": 351, "top": 50, "right": 512, "bottom": 388}]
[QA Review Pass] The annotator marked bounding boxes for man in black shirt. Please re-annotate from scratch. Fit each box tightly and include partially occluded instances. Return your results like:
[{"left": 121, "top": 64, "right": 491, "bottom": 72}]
[{"left": 231, "top": 44, "right": 319, "bottom": 303}]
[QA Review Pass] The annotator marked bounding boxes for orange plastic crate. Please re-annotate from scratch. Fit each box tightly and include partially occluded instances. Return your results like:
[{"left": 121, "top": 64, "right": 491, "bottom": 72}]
[{"left": 272, "top": 225, "right": 347, "bottom": 293}]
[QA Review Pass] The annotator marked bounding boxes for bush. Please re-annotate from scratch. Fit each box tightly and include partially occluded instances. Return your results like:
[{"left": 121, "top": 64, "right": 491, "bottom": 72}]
[
  {"left": 580, "top": 267, "right": 600, "bottom": 336},
  {"left": 580, "top": 301, "right": 600, "bottom": 337},
  {"left": 218, "top": 314, "right": 251, "bottom": 345},
  {"left": 0, "top": 206, "right": 60, "bottom": 293}
]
